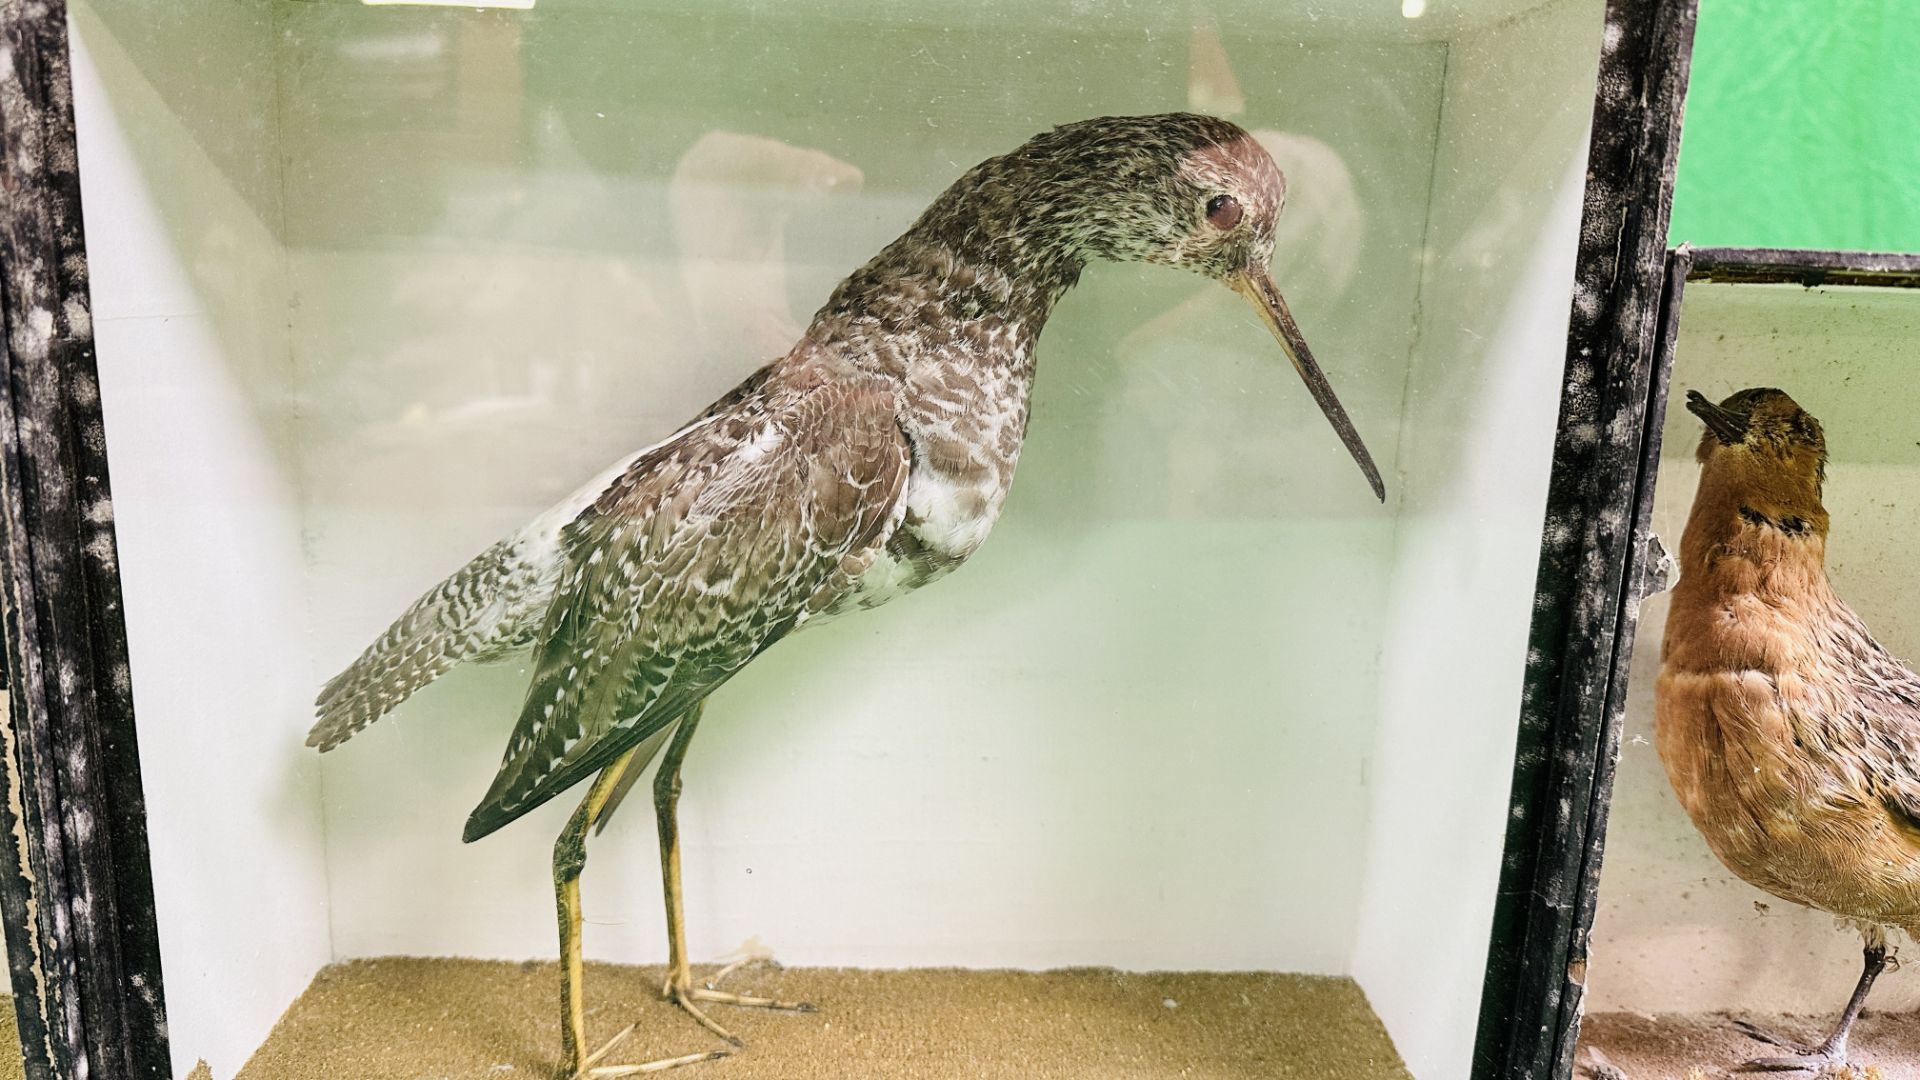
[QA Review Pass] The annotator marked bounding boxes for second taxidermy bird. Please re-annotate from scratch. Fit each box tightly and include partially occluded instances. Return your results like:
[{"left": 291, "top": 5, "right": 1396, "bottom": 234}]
[
  {"left": 308, "top": 113, "right": 1383, "bottom": 1078},
  {"left": 1659, "top": 387, "right": 1920, "bottom": 1074}
]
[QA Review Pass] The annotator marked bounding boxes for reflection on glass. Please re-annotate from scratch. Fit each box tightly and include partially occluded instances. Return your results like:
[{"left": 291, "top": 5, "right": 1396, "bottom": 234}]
[{"left": 670, "top": 131, "right": 863, "bottom": 365}]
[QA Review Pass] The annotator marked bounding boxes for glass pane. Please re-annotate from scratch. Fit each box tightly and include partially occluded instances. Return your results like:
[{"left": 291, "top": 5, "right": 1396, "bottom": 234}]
[
  {"left": 1584, "top": 280, "right": 1920, "bottom": 1075},
  {"left": 50, "top": 0, "right": 1605, "bottom": 1075}
]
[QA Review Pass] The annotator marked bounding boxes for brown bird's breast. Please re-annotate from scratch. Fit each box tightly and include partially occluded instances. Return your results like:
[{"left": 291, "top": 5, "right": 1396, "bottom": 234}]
[{"left": 1657, "top": 571, "right": 1920, "bottom": 931}]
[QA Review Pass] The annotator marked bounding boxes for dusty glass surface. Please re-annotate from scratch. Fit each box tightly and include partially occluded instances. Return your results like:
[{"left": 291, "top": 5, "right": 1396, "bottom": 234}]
[
  {"left": 59, "top": 0, "right": 1604, "bottom": 1076},
  {"left": 1584, "top": 282, "right": 1920, "bottom": 1076}
]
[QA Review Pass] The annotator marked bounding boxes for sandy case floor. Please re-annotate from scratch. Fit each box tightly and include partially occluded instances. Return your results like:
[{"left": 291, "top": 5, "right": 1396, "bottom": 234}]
[
  {"left": 0, "top": 1003, "right": 17, "bottom": 1080},
  {"left": 1578, "top": 1010, "right": 1918, "bottom": 1079},
  {"left": 217, "top": 959, "right": 1409, "bottom": 1080}
]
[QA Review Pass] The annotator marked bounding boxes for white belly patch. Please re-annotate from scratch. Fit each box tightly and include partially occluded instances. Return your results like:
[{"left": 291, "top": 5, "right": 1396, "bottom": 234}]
[{"left": 903, "top": 466, "right": 1001, "bottom": 562}]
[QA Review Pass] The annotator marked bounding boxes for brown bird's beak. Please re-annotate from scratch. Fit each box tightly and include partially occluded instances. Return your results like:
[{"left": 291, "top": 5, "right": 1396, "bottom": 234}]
[
  {"left": 1684, "top": 389, "right": 1750, "bottom": 445},
  {"left": 1229, "top": 269, "right": 1385, "bottom": 502}
]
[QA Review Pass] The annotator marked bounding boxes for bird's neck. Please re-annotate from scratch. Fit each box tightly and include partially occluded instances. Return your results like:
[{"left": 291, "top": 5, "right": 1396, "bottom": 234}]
[
  {"left": 800, "top": 156, "right": 1104, "bottom": 377},
  {"left": 1679, "top": 457, "right": 1829, "bottom": 566},
  {"left": 1672, "top": 466, "right": 1834, "bottom": 607},
  {"left": 803, "top": 235, "right": 1079, "bottom": 371}
]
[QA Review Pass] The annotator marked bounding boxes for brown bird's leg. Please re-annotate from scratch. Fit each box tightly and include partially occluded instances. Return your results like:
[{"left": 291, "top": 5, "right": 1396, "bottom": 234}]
[
  {"left": 1734, "top": 932, "right": 1890, "bottom": 1073},
  {"left": 653, "top": 704, "right": 814, "bottom": 1049},
  {"left": 554, "top": 748, "right": 728, "bottom": 1079}
]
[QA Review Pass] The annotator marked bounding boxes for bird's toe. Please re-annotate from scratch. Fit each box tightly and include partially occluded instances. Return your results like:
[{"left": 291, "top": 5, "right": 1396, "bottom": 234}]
[
  {"left": 1732, "top": 1052, "right": 1850, "bottom": 1076},
  {"left": 1730, "top": 1018, "right": 1813, "bottom": 1055},
  {"left": 574, "top": 1048, "right": 731, "bottom": 1078}
]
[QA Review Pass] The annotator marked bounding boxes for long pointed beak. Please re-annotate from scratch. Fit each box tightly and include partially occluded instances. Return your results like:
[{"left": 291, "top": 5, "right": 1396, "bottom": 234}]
[
  {"left": 1229, "top": 269, "right": 1385, "bottom": 502},
  {"left": 1684, "top": 389, "right": 1750, "bottom": 445}
]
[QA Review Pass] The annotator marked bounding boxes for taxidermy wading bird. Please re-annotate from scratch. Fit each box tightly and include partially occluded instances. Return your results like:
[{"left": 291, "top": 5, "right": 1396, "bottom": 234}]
[
  {"left": 308, "top": 113, "right": 1384, "bottom": 1078},
  {"left": 1660, "top": 387, "right": 1920, "bottom": 1075}
]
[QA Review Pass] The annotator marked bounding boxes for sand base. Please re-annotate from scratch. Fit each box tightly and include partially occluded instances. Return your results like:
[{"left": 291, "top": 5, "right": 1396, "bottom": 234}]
[
  {"left": 1577, "top": 1011, "right": 1920, "bottom": 1079},
  {"left": 0, "top": 999, "right": 19, "bottom": 1080},
  {"left": 227, "top": 958, "right": 1409, "bottom": 1080}
]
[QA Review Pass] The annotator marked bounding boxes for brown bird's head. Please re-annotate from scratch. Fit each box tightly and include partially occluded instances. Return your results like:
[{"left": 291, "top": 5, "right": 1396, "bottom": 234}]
[
  {"left": 1685, "top": 387, "right": 1830, "bottom": 532},
  {"left": 891, "top": 113, "right": 1382, "bottom": 501}
]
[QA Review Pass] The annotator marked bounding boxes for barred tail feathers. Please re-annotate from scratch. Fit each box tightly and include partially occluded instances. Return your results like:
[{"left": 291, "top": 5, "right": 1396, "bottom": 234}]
[
  {"left": 305, "top": 433, "right": 700, "bottom": 754},
  {"left": 307, "top": 538, "right": 545, "bottom": 752}
]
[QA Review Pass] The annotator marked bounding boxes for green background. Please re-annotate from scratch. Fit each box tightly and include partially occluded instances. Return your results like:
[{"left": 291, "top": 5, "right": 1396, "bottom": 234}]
[{"left": 1669, "top": 0, "right": 1920, "bottom": 252}]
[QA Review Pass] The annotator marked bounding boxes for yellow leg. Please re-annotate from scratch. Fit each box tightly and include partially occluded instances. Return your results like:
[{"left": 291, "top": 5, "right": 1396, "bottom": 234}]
[
  {"left": 554, "top": 746, "right": 727, "bottom": 1079},
  {"left": 651, "top": 703, "right": 813, "bottom": 1049}
]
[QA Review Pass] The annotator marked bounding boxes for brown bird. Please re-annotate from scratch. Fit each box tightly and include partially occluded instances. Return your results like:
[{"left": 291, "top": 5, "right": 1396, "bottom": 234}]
[
  {"left": 307, "top": 113, "right": 1384, "bottom": 1078},
  {"left": 1658, "top": 387, "right": 1920, "bottom": 1074}
]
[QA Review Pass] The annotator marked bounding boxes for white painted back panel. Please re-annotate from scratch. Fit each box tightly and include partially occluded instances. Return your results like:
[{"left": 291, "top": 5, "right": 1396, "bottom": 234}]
[{"left": 71, "top": 3, "right": 333, "bottom": 1075}]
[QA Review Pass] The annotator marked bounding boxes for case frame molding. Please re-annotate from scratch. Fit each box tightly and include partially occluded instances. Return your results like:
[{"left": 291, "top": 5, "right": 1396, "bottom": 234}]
[
  {"left": 1686, "top": 246, "right": 1920, "bottom": 289},
  {"left": 0, "top": 0, "right": 172, "bottom": 1077}
]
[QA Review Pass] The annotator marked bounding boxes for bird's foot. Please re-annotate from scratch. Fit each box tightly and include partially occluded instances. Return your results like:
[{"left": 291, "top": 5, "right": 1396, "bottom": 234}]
[
  {"left": 658, "top": 964, "right": 817, "bottom": 1048},
  {"left": 1730, "top": 1020, "right": 1852, "bottom": 1076},
  {"left": 669, "top": 960, "right": 817, "bottom": 1014},
  {"left": 579, "top": 1049, "right": 731, "bottom": 1079},
  {"left": 686, "top": 984, "right": 816, "bottom": 1012},
  {"left": 561, "top": 1024, "right": 730, "bottom": 1079},
  {"left": 1732, "top": 1053, "right": 1852, "bottom": 1077},
  {"left": 663, "top": 981, "right": 745, "bottom": 1047}
]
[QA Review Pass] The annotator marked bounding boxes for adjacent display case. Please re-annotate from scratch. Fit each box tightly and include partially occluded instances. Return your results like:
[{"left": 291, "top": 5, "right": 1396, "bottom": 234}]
[{"left": 1579, "top": 248, "right": 1920, "bottom": 1077}]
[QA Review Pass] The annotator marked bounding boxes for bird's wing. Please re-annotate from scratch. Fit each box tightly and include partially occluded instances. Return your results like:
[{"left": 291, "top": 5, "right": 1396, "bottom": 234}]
[
  {"left": 461, "top": 376, "right": 909, "bottom": 842},
  {"left": 309, "top": 366, "right": 782, "bottom": 752},
  {"left": 1827, "top": 603, "right": 1920, "bottom": 832}
]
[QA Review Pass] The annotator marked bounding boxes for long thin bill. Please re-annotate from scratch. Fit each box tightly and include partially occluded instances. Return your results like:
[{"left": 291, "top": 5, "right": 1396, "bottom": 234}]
[
  {"left": 1683, "top": 389, "right": 1749, "bottom": 445},
  {"left": 1231, "top": 270, "right": 1385, "bottom": 502}
]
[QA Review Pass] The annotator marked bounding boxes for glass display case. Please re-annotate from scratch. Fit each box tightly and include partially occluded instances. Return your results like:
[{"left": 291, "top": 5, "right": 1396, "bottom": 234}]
[
  {"left": 1579, "top": 249, "right": 1920, "bottom": 1078},
  {"left": 0, "top": 0, "right": 1701, "bottom": 1078}
]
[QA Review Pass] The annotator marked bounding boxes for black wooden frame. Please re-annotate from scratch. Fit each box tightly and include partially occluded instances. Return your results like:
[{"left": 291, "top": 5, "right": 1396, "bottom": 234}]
[
  {"left": 1687, "top": 246, "right": 1920, "bottom": 289},
  {"left": 1470, "top": 0, "right": 1699, "bottom": 1077},
  {"left": 0, "top": 1, "right": 171, "bottom": 1078},
  {"left": 0, "top": 0, "right": 1724, "bottom": 1077}
]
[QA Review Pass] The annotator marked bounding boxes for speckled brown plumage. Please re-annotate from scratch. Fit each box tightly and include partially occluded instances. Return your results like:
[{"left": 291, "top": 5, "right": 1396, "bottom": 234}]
[
  {"left": 311, "top": 113, "right": 1380, "bottom": 836},
  {"left": 1657, "top": 387, "right": 1920, "bottom": 1072},
  {"left": 307, "top": 113, "right": 1383, "bottom": 1077}
]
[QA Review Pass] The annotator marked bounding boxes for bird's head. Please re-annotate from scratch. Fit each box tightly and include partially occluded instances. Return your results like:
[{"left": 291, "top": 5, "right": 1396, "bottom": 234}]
[
  {"left": 1686, "top": 387, "right": 1830, "bottom": 528},
  {"left": 915, "top": 114, "right": 1382, "bottom": 501},
  {"left": 1020, "top": 114, "right": 1289, "bottom": 278},
  {"left": 1035, "top": 114, "right": 1380, "bottom": 500}
]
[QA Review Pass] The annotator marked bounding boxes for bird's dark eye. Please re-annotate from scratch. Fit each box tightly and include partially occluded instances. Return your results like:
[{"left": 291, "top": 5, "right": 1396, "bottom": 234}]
[{"left": 1205, "top": 194, "right": 1242, "bottom": 230}]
